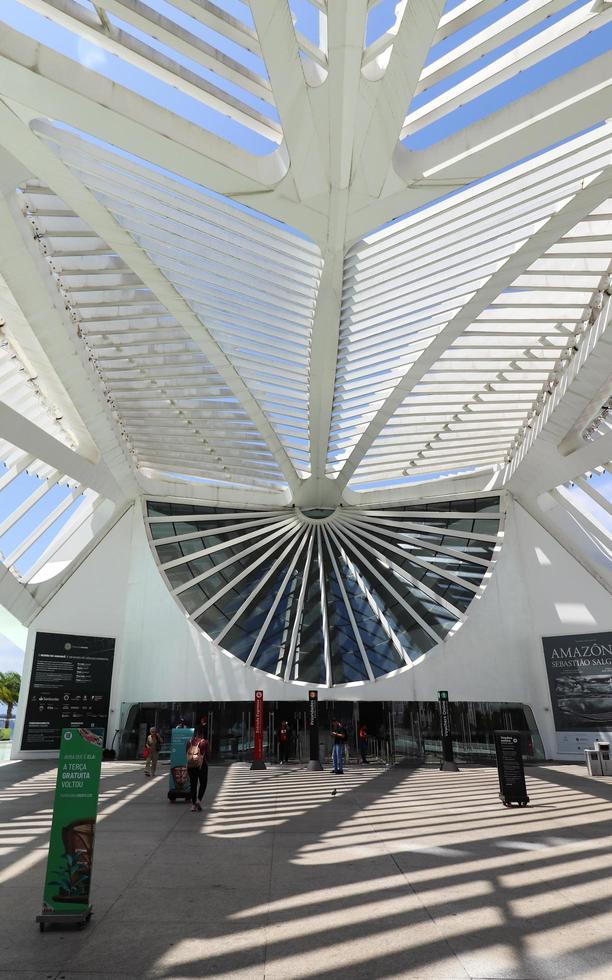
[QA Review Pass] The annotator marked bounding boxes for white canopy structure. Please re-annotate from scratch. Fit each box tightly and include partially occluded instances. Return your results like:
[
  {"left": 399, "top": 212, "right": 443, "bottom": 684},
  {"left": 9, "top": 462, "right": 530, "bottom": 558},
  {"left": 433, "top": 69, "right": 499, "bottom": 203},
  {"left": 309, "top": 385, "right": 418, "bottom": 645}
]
[{"left": 0, "top": 0, "right": 610, "bottom": 689}]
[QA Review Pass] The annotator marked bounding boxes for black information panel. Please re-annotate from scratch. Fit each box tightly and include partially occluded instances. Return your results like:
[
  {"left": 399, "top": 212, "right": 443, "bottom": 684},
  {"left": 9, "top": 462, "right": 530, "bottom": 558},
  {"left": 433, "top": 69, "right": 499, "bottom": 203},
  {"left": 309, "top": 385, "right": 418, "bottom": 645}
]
[
  {"left": 22, "top": 632, "right": 115, "bottom": 750},
  {"left": 494, "top": 730, "right": 529, "bottom": 807}
]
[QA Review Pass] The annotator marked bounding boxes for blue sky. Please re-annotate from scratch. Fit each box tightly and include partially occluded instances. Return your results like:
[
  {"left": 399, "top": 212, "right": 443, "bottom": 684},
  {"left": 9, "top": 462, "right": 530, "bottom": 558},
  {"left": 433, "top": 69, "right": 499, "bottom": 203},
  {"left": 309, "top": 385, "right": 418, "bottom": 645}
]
[{"left": 3, "top": 0, "right": 611, "bottom": 155}]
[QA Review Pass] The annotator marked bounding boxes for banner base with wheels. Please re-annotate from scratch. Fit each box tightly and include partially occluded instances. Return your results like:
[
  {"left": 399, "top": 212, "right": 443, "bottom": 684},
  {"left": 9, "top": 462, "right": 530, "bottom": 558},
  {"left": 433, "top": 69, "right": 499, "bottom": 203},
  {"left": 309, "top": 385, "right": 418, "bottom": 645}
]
[
  {"left": 37, "top": 727, "right": 103, "bottom": 932},
  {"left": 37, "top": 908, "right": 92, "bottom": 932}
]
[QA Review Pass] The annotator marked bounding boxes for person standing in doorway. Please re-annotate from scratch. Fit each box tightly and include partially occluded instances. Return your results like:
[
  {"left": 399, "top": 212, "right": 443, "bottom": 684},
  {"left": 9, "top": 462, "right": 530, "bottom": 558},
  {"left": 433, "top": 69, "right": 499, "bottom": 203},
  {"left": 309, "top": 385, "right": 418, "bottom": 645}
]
[
  {"left": 358, "top": 723, "right": 368, "bottom": 764},
  {"left": 279, "top": 720, "right": 290, "bottom": 765},
  {"left": 331, "top": 719, "right": 347, "bottom": 774},
  {"left": 186, "top": 726, "right": 210, "bottom": 812},
  {"left": 144, "top": 726, "right": 162, "bottom": 777}
]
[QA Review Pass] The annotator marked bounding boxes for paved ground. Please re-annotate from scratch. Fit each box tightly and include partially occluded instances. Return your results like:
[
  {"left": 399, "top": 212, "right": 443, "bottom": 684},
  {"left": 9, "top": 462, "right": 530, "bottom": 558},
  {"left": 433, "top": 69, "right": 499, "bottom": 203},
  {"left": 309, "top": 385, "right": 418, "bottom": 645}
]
[{"left": 1, "top": 758, "right": 612, "bottom": 980}]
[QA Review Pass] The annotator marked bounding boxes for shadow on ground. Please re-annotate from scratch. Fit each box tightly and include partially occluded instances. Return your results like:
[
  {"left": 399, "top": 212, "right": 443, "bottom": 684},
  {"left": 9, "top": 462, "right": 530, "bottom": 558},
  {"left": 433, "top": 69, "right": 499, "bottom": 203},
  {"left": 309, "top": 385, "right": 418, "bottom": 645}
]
[{"left": 1, "top": 758, "right": 612, "bottom": 979}]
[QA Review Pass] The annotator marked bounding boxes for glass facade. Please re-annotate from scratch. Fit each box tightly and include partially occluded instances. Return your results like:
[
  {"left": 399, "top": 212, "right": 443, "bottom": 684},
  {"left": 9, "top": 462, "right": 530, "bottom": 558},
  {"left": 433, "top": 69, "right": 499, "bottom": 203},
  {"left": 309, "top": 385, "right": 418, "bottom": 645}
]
[
  {"left": 146, "top": 497, "right": 503, "bottom": 685},
  {"left": 118, "top": 699, "right": 545, "bottom": 764}
]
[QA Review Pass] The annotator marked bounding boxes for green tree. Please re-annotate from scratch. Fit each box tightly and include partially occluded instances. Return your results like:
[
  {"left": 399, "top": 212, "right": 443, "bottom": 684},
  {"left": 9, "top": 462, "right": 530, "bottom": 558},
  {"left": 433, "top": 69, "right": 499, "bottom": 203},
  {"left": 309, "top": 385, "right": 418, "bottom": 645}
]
[{"left": 0, "top": 672, "right": 20, "bottom": 721}]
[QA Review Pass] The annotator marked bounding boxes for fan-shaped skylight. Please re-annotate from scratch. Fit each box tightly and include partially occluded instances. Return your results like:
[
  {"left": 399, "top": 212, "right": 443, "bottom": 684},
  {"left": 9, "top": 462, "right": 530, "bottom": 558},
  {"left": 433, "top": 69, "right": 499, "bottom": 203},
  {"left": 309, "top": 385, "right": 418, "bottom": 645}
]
[{"left": 146, "top": 496, "right": 504, "bottom": 686}]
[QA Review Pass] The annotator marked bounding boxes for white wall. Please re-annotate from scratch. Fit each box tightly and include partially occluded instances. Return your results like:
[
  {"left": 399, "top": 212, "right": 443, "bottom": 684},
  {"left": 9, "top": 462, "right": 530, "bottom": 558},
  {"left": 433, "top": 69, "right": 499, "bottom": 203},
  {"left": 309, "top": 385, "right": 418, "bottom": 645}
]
[
  {"left": 13, "top": 496, "right": 612, "bottom": 760},
  {"left": 11, "top": 509, "right": 133, "bottom": 758}
]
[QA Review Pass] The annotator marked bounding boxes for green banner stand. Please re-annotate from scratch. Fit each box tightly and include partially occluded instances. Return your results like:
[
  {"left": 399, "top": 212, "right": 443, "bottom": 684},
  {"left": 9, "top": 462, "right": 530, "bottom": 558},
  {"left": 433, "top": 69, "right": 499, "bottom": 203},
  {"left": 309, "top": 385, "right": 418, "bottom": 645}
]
[{"left": 37, "top": 727, "right": 103, "bottom": 932}]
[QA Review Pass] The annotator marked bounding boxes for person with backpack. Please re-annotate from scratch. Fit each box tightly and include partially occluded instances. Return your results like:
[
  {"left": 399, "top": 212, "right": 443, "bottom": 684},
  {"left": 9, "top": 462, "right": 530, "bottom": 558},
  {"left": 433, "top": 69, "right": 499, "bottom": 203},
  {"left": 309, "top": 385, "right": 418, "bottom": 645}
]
[
  {"left": 278, "top": 720, "right": 290, "bottom": 765},
  {"left": 186, "top": 726, "right": 210, "bottom": 812},
  {"left": 144, "top": 726, "right": 162, "bottom": 777}
]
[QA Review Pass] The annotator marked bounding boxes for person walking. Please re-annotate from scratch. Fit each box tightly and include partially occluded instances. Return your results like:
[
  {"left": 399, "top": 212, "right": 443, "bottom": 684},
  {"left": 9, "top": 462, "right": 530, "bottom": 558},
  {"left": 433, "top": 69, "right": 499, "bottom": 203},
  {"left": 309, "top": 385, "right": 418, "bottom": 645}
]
[
  {"left": 331, "top": 719, "right": 347, "bottom": 774},
  {"left": 358, "top": 723, "right": 368, "bottom": 764},
  {"left": 144, "top": 726, "right": 162, "bottom": 777},
  {"left": 278, "top": 720, "right": 290, "bottom": 765},
  {"left": 186, "top": 726, "right": 210, "bottom": 812}
]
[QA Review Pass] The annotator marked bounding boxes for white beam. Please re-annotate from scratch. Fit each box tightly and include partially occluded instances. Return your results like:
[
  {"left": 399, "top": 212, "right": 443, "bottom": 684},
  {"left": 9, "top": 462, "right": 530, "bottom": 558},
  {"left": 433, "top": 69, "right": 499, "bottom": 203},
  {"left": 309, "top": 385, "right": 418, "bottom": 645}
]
[
  {"left": 0, "top": 100, "right": 301, "bottom": 493},
  {"left": 0, "top": 561, "right": 41, "bottom": 624},
  {"left": 337, "top": 166, "right": 612, "bottom": 490},
  {"left": 350, "top": 52, "right": 612, "bottom": 240},
  {"left": 249, "top": 0, "right": 327, "bottom": 203},
  {"left": 308, "top": 2, "right": 369, "bottom": 480},
  {"left": 356, "top": 0, "right": 445, "bottom": 198},
  {"left": 19, "top": 0, "right": 280, "bottom": 141},
  {"left": 508, "top": 294, "right": 612, "bottom": 495},
  {"left": 575, "top": 474, "right": 612, "bottom": 518},
  {"left": 518, "top": 493, "right": 612, "bottom": 595},
  {"left": 4, "top": 483, "right": 85, "bottom": 569},
  {"left": 0, "top": 191, "right": 139, "bottom": 494},
  {"left": 0, "top": 26, "right": 325, "bottom": 239},
  {"left": 0, "top": 401, "right": 121, "bottom": 500}
]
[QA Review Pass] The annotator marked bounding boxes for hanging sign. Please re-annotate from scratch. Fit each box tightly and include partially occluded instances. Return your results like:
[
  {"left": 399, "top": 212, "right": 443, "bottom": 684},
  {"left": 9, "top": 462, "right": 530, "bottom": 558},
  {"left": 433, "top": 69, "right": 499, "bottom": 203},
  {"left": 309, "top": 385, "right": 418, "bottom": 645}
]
[
  {"left": 251, "top": 691, "right": 266, "bottom": 770},
  {"left": 494, "top": 730, "right": 529, "bottom": 807},
  {"left": 38, "top": 727, "right": 103, "bottom": 929}
]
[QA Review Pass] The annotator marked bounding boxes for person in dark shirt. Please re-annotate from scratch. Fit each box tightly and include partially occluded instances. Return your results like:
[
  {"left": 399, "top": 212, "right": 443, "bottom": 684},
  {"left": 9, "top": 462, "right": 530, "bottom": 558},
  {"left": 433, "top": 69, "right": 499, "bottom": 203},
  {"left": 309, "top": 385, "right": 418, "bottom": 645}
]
[
  {"left": 186, "top": 727, "right": 210, "bottom": 812},
  {"left": 331, "top": 720, "right": 347, "bottom": 774},
  {"left": 278, "top": 721, "right": 290, "bottom": 765},
  {"left": 358, "top": 723, "right": 368, "bottom": 764}
]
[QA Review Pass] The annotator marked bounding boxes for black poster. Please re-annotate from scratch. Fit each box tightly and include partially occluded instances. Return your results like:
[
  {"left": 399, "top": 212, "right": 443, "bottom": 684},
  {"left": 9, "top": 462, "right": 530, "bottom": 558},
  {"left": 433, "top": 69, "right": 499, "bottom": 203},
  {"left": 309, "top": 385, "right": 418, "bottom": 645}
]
[
  {"left": 542, "top": 631, "right": 612, "bottom": 732},
  {"left": 308, "top": 690, "right": 319, "bottom": 762},
  {"left": 494, "top": 730, "right": 529, "bottom": 806},
  {"left": 22, "top": 632, "right": 115, "bottom": 750},
  {"left": 438, "top": 692, "right": 454, "bottom": 761}
]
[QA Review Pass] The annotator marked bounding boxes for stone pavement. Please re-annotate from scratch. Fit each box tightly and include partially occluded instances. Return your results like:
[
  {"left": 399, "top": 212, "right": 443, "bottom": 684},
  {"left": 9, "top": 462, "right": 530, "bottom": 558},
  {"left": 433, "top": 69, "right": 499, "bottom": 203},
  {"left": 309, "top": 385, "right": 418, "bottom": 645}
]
[{"left": 1, "top": 758, "right": 612, "bottom": 980}]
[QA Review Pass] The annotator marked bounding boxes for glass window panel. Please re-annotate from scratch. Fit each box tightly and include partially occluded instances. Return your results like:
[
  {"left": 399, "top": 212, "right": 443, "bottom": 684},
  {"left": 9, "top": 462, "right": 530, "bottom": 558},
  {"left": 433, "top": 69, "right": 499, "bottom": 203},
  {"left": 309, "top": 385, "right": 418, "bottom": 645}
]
[
  {"left": 198, "top": 545, "right": 295, "bottom": 647},
  {"left": 150, "top": 522, "right": 174, "bottom": 539},
  {"left": 333, "top": 549, "right": 407, "bottom": 675},
  {"left": 180, "top": 582, "right": 208, "bottom": 614},
  {"left": 222, "top": 566, "right": 290, "bottom": 662},
  {"left": 156, "top": 542, "right": 182, "bottom": 563},
  {"left": 294, "top": 542, "right": 325, "bottom": 684},
  {"left": 165, "top": 564, "right": 194, "bottom": 589},
  {"left": 322, "top": 549, "right": 368, "bottom": 684},
  {"left": 252, "top": 568, "right": 303, "bottom": 675}
]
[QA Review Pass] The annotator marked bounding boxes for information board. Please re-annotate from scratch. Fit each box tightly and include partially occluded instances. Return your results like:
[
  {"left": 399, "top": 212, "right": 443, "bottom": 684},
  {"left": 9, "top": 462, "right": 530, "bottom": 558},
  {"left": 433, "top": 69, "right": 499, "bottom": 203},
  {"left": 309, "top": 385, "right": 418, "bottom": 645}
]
[
  {"left": 494, "top": 730, "right": 529, "bottom": 806},
  {"left": 22, "top": 632, "right": 115, "bottom": 751},
  {"left": 542, "top": 631, "right": 612, "bottom": 733}
]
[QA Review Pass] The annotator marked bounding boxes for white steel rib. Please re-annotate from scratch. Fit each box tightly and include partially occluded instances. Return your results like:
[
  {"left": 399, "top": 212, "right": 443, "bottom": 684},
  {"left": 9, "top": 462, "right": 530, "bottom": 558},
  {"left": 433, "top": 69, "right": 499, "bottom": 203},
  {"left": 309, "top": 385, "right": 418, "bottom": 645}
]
[{"left": 0, "top": 0, "right": 610, "bottom": 641}]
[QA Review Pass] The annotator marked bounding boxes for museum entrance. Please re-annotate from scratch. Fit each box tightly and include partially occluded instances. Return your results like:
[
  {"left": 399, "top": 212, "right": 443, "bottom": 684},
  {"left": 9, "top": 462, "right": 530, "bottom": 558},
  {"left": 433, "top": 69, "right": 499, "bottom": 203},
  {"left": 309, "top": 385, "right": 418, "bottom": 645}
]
[{"left": 118, "top": 699, "right": 545, "bottom": 764}]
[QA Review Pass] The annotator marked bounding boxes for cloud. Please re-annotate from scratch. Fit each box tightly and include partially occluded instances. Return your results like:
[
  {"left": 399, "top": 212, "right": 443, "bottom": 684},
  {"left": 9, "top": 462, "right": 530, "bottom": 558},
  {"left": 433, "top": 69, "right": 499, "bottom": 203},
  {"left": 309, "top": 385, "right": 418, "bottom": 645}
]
[
  {"left": 76, "top": 37, "right": 108, "bottom": 72},
  {"left": 0, "top": 634, "right": 25, "bottom": 675}
]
